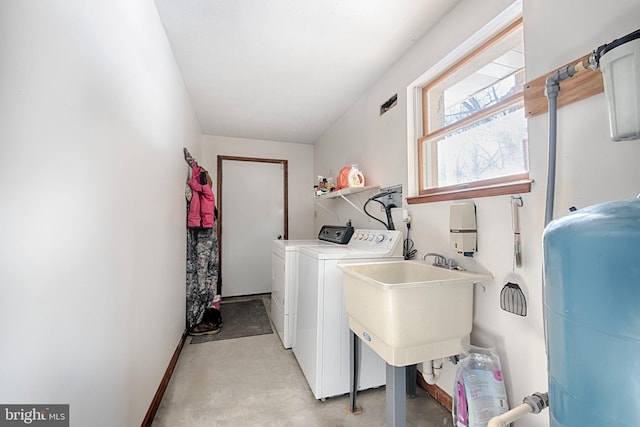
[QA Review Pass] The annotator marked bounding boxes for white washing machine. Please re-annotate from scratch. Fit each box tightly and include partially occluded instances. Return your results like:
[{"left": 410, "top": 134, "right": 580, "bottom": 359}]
[
  {"left": 294, "top": 229, "right": 404, "bottom": 400},
  {"left": 271, "top": 225, "right": 354, "bottom": 349}
]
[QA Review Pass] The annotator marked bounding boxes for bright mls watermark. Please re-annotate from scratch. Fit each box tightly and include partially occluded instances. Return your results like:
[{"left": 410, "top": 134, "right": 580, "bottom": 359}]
[{"left": 0, "top": 405, "right": 68, "bottom": 426}]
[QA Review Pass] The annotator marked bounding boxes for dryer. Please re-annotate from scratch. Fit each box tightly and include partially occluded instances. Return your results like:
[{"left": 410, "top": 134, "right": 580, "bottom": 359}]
[
  {"left": 294, "top": 229, "right": 404, "bottom": 400},
  {"left": 271, "top": 225, "right": 353, "bottom": 348}
]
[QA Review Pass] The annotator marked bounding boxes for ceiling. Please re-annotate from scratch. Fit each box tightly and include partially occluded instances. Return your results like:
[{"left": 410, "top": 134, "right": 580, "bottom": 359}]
[{"left": 154, "top": 0, "right": 461, "bottom": 144}]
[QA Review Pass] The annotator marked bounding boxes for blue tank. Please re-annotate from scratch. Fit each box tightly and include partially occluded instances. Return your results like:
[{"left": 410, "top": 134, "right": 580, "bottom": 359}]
[{"left": 543, "top": 198, "right": 640, "bottom": 426}]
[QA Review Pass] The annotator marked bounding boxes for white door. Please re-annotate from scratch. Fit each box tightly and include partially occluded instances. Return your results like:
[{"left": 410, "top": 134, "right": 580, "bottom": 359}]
[{"left": 220, "top": 158, "right": 286, "bottom": 297}]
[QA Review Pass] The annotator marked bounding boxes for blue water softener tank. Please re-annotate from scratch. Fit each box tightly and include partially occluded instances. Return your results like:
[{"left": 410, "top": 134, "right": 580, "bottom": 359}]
[{"left": 543, "top": 198, "right": 640, "bottom": 426}]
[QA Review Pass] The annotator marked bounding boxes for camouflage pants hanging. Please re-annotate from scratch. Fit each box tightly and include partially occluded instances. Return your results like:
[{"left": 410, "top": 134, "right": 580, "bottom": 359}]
[{"left": 186, "top": 227, "right": 219, "bottom": 328}]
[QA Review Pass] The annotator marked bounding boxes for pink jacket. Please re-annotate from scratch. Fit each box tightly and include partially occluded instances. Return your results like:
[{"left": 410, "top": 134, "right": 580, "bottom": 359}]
[{"left": 187, "top": 164, "right": 216, "bottom": 228}]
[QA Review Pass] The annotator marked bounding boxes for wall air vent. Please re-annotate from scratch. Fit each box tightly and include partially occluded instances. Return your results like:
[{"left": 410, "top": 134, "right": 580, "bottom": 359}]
[{"left": 380, "top": 93, "right": 398, "bottom": 115}]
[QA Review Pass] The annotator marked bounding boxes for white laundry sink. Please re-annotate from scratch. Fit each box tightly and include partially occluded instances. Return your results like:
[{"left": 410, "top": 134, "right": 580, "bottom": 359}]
[{"left": 338, "top": 260, "right": 491, "bottom": 367}]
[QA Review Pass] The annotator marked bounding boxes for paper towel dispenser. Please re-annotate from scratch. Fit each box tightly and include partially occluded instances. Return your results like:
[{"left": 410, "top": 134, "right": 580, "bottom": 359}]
[{"left": 450, "top": 202, "right": 477, "bottom": 255}]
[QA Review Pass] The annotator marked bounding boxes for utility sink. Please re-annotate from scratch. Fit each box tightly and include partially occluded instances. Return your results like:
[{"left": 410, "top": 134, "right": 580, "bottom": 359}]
[{"left": 338, "top": 260, "right": 491, "bottom": 367}]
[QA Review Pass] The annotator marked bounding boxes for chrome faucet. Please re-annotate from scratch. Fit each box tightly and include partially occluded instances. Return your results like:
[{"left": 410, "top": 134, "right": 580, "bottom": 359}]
[
  {"left": 422, "top": 252, "right": 447, "bottom": 267},
  {"left": 422, "top": 252, "right": 463, "bottom": 270}
]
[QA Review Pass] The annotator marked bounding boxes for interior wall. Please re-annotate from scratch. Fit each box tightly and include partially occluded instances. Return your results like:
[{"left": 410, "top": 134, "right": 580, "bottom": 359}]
[
  {"left": 201, "top": 135, "right": 315, "bottom": 240},
  {"left": 313, "top": 0, "right": 518, "bottom": 229},
  {"left": 0, "top": 1, "right": 201, "bottom": 426},
  {"left": 313, "top": 0, "right": 640, "bottom": 426}
]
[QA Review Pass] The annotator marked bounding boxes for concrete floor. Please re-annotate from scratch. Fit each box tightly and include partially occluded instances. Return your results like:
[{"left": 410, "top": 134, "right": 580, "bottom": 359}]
[{"left": 152, "top": 297, "right": 454, "bottom": 427}]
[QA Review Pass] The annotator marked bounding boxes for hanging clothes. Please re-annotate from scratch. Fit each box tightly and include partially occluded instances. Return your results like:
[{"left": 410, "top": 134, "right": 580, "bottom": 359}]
[
  {"left": 184, "top": 157, "right": 220, "bottom": 331},
  {"left": 187, "top": 163, "right": 215, "bottom": 228},
  {"left": 185, "top": 227, "right": 218, "bottom": 329}
]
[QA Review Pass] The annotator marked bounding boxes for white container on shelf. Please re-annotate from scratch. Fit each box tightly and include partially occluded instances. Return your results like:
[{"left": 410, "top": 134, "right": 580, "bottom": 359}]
[
  {"left": 600, "top": 36, "right": 640, "bottom": 141},
  {"left": 347, "top": 165, "right": 365, "bottom": 188}
]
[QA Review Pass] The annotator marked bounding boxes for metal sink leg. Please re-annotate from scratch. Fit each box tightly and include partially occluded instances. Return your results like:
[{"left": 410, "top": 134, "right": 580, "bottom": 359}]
[
  {"left": 349, "top": 330, "right": 360, "bottom": 413},
  {"left": 386, "top": 363, "right": 407, "bottom": 427}
]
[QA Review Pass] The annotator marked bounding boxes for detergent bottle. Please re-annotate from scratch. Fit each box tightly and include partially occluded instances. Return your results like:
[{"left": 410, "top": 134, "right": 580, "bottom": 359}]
[
  {"left": 347, "top": 164, "right": 365, "bottom": 188},
  {"left": 336, "top": 166, "right": 351, "bottom": 190},
  {"left": 452, "top": 344, "right": 508, "bottom": 427}
]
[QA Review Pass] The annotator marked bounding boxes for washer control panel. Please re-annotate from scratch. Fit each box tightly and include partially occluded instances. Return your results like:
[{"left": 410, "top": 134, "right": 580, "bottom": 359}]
[{"left": 348, "top": 229, "right": 403, "bottom": 253}]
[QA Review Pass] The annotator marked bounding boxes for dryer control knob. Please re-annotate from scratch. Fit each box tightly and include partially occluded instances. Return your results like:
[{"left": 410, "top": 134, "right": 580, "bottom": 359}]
[{"left": 376, "top": 234, "right": 385, "bottom": 243}]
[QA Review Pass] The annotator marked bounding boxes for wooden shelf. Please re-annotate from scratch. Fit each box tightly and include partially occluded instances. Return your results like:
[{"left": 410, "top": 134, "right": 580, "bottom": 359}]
[{"left": 524, "top": 54, "right": 604, "bottom": 119}]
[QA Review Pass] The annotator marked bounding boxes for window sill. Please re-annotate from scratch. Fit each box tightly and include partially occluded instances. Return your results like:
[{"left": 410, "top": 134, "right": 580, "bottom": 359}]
[{"left": 407, "top": 179, "right": 533, "bottom": 204}]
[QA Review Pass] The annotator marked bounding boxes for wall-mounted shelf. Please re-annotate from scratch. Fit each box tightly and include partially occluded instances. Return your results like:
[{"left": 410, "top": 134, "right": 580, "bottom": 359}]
[
  {"left": 315, "top": 186, "right": 379, "bottom": 200},
  {"left": 315, "top": 186, "right": 379, "bottom": 220}
]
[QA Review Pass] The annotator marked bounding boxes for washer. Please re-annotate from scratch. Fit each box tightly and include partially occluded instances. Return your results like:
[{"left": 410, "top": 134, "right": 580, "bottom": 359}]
[
  {"left": 294, "top": 229, "right": 404, "bottom": 400},
  {"left": 271, "top": 225, "right": 354, "bottom": 349}
]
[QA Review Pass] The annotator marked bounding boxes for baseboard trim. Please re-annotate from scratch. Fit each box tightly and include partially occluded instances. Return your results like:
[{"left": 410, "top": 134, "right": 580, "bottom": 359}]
[
  {"left": 141, "top": 330, "right": 188, "bottom": 427},
  {"left": 417, "top": 372, "right": 453, "bottom": 413}
]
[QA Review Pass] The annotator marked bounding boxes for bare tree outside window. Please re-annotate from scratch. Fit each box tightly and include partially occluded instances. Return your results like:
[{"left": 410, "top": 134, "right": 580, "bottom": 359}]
[{"left": 417, "top": 19, "right": 530, "bottom": 201}]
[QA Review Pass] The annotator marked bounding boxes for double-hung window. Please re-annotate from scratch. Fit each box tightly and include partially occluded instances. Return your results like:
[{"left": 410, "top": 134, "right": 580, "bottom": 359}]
[{"left": 415, "top": 18, "right": 531, "bottom": 203}]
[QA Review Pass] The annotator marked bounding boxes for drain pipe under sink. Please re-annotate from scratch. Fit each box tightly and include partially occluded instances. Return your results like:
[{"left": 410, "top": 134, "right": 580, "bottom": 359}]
[{"left": 420, "top": 359, "right": 443, "bottom": 385}]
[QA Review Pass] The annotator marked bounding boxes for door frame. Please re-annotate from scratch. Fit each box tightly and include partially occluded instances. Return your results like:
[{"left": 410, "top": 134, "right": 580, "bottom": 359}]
[{"left": 216, "top": 155, "right": 289, "bottom": 295}]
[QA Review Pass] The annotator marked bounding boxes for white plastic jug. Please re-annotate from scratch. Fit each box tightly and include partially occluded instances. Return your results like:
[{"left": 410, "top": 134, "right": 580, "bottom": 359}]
[
  {"left": 600, "top": 36, "right": 640, "bottom": 141},
  {"left": 347, "top": 165, "right": 365, "bottom": 188}
]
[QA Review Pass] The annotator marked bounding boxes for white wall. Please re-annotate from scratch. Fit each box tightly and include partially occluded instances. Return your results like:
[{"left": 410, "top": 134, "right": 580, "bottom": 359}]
[
  {"left": 201, "top": 135, "right": 315, "bottom": 240},
  {"left": 0, "top": 1, "right": 201, "bottom": 426},
  {"left": 314, "top": 0, "right": 640, "bottom": 426}
]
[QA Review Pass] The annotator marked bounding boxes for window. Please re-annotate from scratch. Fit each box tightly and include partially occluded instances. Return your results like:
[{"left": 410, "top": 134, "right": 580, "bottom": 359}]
[{"left": 414, "top": 18, "right": 531, "bottom": 203}]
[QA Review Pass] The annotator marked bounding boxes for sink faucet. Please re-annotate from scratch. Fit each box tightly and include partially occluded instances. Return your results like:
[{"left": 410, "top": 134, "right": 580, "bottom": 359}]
[
  {"left": 422, "top": 253, "right": 447, "bottom": 267},
  {"left": 421, "top": 252, "right": 463, "bottom": 270}
]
